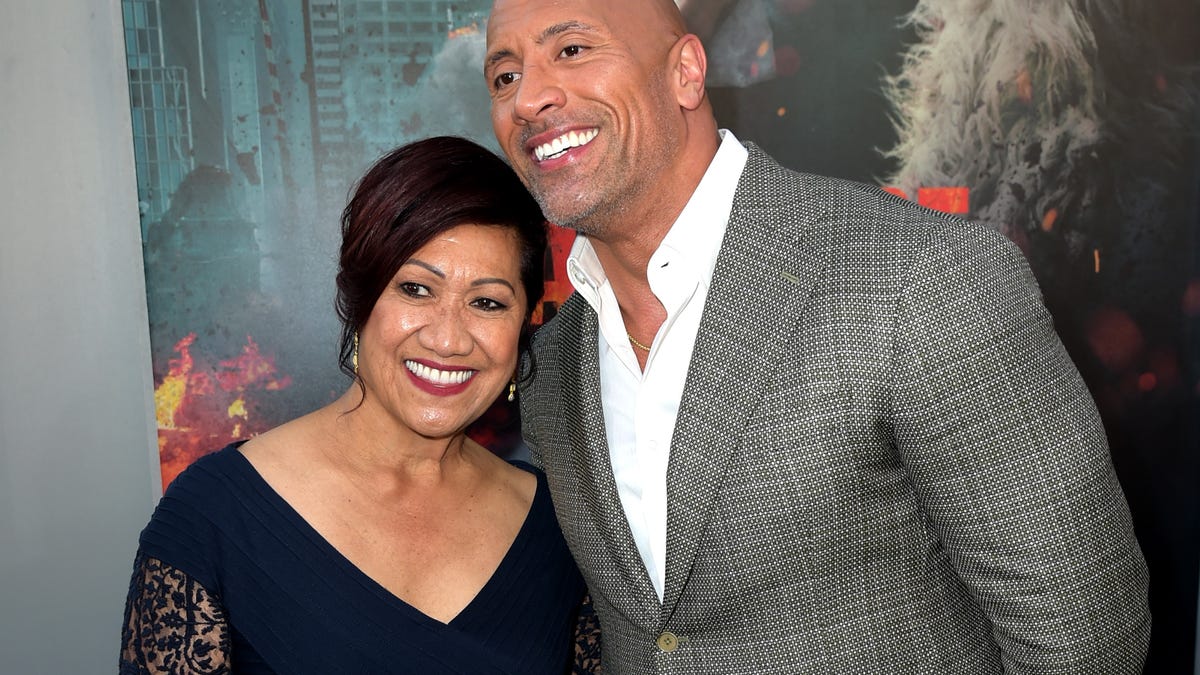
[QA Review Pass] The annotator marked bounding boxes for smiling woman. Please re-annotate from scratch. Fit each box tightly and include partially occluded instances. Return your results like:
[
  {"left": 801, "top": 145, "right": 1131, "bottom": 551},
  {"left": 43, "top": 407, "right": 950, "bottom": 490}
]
[
  {"left": 119, "top": 136, "right": 600, "bottom": 674},
  {"left": 357, "top": 224, "right": 528, "bottom": 441}
]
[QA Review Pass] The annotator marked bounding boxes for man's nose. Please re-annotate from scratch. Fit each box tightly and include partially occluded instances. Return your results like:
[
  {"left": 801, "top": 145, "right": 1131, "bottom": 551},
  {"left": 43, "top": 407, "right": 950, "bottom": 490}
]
[{"left": 512, "top": 64, "right": 566, "bottom": 123}]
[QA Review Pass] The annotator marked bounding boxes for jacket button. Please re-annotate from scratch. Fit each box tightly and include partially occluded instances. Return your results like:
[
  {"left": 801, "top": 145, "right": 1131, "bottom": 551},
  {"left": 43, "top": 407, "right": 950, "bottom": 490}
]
[{"left": 656, "top": 631, "right": 679, "bottom": 652}]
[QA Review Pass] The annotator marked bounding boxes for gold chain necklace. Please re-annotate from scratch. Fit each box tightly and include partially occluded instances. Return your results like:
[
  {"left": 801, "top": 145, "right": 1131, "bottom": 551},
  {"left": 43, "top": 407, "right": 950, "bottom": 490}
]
[{"left": 626, "top": 332, "right": 652, "bottom": 352}]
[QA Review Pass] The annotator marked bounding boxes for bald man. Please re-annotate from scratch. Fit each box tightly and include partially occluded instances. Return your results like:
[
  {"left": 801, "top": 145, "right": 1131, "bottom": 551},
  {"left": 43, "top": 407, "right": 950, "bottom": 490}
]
[{"left": 484, "top": 1, "right": 1151, "bottom": 672}]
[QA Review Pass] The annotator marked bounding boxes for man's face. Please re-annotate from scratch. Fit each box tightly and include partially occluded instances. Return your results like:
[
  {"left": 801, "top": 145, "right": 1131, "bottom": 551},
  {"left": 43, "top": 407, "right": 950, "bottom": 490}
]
[{"left": 485, "top": 0, "right": 684, "bottom": 236}]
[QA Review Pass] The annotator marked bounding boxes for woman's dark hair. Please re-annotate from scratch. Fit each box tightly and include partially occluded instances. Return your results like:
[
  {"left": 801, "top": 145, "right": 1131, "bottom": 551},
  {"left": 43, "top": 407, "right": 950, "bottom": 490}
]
[{"left": 335, "top": 136, "right": 548, "bottom": 383}]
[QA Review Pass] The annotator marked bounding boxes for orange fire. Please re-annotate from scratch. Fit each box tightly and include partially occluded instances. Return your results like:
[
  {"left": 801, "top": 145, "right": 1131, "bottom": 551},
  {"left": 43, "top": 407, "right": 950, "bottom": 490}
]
[
  {"left": 155, "top": 332, "right": 292, "bottom": 488},
  {"left": 448, "top": 22, "right": 480, "bottom": 39},
  {"left": 533, "top": 225, "right": 578, "bottom": 324}
]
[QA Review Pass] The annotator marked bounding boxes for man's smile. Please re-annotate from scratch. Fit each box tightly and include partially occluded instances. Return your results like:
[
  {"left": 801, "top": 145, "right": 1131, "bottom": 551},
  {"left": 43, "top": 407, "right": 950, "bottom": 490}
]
[{"left": 533, "top": 128, "right": 599, "bottom": 162}]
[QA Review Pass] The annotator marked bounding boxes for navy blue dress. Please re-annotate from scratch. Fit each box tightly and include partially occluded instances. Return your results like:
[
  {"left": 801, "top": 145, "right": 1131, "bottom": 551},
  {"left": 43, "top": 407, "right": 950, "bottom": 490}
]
[{"left": 121, "top": 443, "right": 587, "bottom": 674}]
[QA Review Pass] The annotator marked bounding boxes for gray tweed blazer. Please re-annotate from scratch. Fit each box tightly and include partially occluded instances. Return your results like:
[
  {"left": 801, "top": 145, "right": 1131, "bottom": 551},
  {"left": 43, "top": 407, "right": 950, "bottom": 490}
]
[{"left": 520, "top": 144, "right": 1150, "bottom": 674}]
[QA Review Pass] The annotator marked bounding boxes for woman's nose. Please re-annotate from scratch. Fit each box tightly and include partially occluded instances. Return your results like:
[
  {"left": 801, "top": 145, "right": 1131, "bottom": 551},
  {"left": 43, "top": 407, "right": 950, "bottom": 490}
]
[{"left": 418, "top": 304, "right": 473, "bottom": 356}]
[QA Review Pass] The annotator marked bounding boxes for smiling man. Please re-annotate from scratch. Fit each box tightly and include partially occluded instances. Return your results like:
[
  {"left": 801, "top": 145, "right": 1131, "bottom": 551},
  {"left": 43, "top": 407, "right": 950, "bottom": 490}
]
[{"left": 484, "top": 1, "right": 1152, "bottom": 673}]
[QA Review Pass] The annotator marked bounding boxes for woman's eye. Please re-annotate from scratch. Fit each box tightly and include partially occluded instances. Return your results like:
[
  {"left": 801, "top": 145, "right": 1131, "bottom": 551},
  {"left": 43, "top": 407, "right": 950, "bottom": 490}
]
[
  {"left": 472, "top": 297, "right": 508, "bottom": 311},
  {"left": 399, "top": 282, "right": 430, "bottom": 298}
]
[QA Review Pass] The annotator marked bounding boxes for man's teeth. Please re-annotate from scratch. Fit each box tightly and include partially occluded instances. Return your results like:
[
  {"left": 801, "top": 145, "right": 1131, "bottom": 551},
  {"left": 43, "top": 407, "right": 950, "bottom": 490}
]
[
  {"left": 406, "top": 361, "right": 475, "bottom": 386},
  {"left": 533, "top": 129, "right": 598, "bottom": 162}
]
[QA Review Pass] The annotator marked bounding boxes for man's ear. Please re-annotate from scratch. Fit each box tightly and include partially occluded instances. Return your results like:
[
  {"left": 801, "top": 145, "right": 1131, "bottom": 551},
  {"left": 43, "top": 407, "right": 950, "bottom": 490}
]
[{"left": 672, "top": 34, "right": 708, "bottom": 110}]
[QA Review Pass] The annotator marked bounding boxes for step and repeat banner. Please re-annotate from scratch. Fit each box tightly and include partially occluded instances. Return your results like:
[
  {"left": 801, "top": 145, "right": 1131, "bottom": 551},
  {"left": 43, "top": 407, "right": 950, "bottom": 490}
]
[{"left": 121, "top": 0, "right": 1197, "bottom": 669}]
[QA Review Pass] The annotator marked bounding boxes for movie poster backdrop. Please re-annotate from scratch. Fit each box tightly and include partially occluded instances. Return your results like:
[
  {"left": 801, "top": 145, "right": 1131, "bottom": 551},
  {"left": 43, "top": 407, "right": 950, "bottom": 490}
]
[{"left": 121, "top": 0, "right": 1197, "bottom": 670}]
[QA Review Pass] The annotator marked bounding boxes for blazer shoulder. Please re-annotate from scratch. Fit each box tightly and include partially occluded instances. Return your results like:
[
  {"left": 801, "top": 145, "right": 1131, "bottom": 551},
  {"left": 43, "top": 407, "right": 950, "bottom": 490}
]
[
  {"left": 532, "top": 292, "right": 591, "bottom": 346},
  {"left": 737, "top": 142, "right": 1019, "bottom": 267}
]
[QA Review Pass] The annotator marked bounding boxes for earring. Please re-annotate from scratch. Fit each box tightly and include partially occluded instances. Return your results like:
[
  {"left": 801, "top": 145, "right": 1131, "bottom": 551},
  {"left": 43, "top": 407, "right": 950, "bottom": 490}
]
[
  {"left": 507, "top": 379, "right": 516, "bottom": 402},
  {"left": 352, "top": 331, "right": 359, "bottom": 375}
]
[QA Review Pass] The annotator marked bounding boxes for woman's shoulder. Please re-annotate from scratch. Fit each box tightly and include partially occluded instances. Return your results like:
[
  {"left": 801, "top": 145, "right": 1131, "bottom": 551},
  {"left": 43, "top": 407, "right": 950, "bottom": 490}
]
[
  {"left": 498, "top": 457, "right": 557, "bottom": 530},
  {"left": 150, "top": 439, "right": 290, "bottom": 550},
  {"left": 163, "top": 442, "right": 249, "bottom": 500},
  {"left": 138, "top": 443, "right": 253, "bottom": 585},
  {"left": 465, "top": 441, "right": 542, "bottom": 522},
  {"left": 505, "top": 458, "right": 543, "bottom": 478}
]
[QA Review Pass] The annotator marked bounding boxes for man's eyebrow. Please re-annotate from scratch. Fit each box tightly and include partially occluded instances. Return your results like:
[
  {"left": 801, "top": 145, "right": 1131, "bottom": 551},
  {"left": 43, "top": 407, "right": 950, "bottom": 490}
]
[
  {"left": 486, "top": 21, "right": 600, "bottom": 68},
  {"left": 540, "top": 20, "right": 599, "bottom": 41}
]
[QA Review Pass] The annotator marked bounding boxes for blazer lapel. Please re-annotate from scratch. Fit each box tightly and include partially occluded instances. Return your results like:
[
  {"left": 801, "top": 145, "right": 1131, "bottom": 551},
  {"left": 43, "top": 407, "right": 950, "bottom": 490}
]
[
  {"left": 557, "top": 304, "right": 662, "bottom": 623},
  {"left": 661, "top": 145, "right": 824, "bottom": 615}
]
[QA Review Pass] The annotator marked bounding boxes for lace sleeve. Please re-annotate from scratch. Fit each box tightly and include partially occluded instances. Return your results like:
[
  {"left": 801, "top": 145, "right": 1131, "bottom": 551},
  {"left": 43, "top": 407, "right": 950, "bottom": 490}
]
[
  {"left": 120, "top": 553, "right": 231, "bottom": 674},
  {"left": 572, "top": 591, "right": 602, "bottom": 674}
]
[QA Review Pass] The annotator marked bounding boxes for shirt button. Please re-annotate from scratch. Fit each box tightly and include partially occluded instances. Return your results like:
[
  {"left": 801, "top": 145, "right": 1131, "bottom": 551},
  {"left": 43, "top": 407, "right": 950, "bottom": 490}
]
[
  {"left": 656, "top": 631, "right": 679, "bottom": 652},
  {"left": 567, "top": 262, "right": 589, "bottom": 287}
]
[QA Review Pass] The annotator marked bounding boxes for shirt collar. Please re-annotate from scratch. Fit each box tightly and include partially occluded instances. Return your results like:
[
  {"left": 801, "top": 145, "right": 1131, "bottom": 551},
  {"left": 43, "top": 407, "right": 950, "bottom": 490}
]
[{"left": 566, "top": 129, "right": 748, "bottom": 306}]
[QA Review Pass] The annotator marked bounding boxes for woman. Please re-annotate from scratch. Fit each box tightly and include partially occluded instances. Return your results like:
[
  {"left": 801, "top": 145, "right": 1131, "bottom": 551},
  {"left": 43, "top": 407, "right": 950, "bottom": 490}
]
[{"left": 120, "top": 136, "right": 598, "bottom": 674}]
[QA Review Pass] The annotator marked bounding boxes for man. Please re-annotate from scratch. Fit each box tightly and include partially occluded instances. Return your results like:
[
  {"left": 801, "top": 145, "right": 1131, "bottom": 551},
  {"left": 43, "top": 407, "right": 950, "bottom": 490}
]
[{"left": 484, "top": 0, "right": 1152, "bottom": 672}]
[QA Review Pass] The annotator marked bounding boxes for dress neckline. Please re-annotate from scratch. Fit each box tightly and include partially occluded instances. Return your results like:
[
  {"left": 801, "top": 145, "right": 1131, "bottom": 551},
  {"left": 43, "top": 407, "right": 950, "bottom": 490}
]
[{"left": 220, "top": 442, "right": 543, "bottom": 627}]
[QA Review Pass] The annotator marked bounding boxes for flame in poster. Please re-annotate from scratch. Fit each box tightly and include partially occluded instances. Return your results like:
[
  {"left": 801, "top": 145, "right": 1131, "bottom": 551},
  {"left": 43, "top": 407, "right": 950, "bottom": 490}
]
[{"left": 154, "top": 332, "right": 293, "bottom": 488}]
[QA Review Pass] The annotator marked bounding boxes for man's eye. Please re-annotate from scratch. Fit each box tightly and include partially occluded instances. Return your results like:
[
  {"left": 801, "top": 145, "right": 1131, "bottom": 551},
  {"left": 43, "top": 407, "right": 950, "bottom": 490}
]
[
  {"left": 560, "top": 45, "right": 585, "bottom": 58},
  {"left": 493, "top": 71, "right": 520, "bottom": 89}
]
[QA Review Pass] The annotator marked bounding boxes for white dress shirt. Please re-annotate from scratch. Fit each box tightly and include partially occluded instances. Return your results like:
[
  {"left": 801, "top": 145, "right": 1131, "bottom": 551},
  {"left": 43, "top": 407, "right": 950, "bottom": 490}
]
[{"left": 563, "top": 130, "right": 748, "bottom": 600}]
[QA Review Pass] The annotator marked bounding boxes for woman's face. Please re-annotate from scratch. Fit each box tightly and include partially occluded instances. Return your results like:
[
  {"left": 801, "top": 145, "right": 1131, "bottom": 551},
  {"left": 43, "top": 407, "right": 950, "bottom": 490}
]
[{"left": 357, "top": 223, "right": 528, "bottom": 441}]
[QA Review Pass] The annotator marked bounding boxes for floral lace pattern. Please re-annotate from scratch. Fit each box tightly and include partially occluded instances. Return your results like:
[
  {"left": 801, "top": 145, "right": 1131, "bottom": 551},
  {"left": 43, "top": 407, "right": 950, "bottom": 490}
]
[
  {"left": 120, "top": 554, "right": 231, "bottom": 674},
  {"left": 121, "top": 552, "right": 596, "bottom": 674},
  {"left": 573, "top": 592, "right": 602, "bottom": 674}
]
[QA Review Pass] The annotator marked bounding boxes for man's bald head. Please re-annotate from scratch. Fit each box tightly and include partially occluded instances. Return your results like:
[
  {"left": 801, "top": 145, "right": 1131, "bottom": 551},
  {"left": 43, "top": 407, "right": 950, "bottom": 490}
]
[
  {"left": 488, "top": 0, "right": 689, "bottom": 61},
  {"left": 485, "top": 0, "right": 718, "bottom": 239}
]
